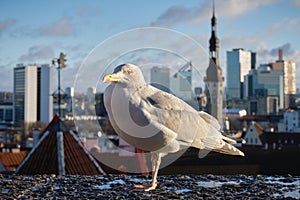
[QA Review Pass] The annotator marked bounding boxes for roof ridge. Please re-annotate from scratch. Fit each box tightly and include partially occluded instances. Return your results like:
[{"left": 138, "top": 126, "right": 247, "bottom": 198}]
[{"left": 15, "top": 115, "right": 106, "bottom": 175}]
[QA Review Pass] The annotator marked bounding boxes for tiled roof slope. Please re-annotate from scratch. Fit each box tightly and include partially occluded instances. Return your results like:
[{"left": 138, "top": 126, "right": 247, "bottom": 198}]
[
  {"left": 16, "top": 115, "right": 105, "bottom": 175},
  {"left": 0, "top": 151, "right": 27, "bottom": 171}
]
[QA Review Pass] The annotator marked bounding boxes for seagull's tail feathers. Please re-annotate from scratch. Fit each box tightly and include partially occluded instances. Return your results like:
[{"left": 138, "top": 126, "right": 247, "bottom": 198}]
[
  {"left": 214, "top": 132, "right": 244, "bottom": 156},
  {"left": 221, "top": 134, "right": 237, "bottom": 145},
  {"left": 192, "top": 133, "right": 245, "bottom": 157},
  {"left": 194, "top": 111, "right": 244, "bottom": 156},
  {"left": 211, "top": 140, "right": 245, "bottom": 156}
]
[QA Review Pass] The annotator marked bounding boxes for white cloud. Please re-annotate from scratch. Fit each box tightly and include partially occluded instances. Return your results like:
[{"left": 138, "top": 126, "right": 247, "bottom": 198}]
[
  {"left": 0, "top": 18, "right": 16, "bottom": 32},
  {"left": 9, "top": 16, "right": 76, "bottom": 38},
  {"left": 150, "top": 5, "right": 197, "bottom": 26},
  {"left": 150, "top": 0, "right": 276, "bottom": 27},
  {"left": 18, "top": 45, "right": 54, "bottom": 62},
  {"left": 38, "top": 17, "right": 75, "bottom": 37},
  {"left": 0, "top": 63, "right": 14, "bottom": 92},
  {"left": 214, "top": 0, "right": 275, "bottom": 18},
  {"left": 75, "top": 5, "right": 100, "bottom": 17},
  {"left": 266, "top": 17, "right": 300, "bottom": 34},
  {"left": 293, "top": 0, "right": 300, "bottom": 6}
]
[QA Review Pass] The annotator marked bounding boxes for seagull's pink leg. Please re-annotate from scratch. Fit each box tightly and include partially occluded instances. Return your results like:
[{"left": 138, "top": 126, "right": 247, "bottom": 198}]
[
  {"left": 134, "top": 153, "right": 161, "bottom": 191},
  {"left": 144, "top": 153, "right": 161, "bottom": 191}
]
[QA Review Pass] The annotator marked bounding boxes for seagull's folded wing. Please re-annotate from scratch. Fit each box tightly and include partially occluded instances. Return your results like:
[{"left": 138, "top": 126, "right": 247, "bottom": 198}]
[{"left": 133, "top": 86, "right": 201, "bottom": 149}]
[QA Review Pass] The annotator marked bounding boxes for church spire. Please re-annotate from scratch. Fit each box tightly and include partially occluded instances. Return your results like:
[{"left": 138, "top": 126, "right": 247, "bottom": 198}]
[
  {"left": 209, "top": 0, "right": 219, "bottom": 66},
  {"left": 204, "top": 0, "right": 224, "bottom": 125}
]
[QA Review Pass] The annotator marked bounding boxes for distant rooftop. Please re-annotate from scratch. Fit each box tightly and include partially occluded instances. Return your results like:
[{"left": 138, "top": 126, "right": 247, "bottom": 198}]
[{"left": 16, "top": 115, "right": 105, "bottom": 175}]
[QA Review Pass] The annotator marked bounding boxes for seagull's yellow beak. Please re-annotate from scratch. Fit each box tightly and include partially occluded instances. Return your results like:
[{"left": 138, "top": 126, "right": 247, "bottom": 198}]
[{"left": 103, "top": 73, "right": 120, "bottom": 82}]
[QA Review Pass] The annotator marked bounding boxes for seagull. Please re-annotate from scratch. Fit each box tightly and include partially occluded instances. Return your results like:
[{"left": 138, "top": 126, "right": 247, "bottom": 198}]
[{"left": 103, "top": 63, "right": 244, "bottom": 191}]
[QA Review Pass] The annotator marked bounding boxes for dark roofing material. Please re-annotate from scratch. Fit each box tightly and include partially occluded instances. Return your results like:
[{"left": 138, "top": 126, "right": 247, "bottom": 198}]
[
  {"left": 0, "top": 151, "right": 27, "bottom": 171},
  {"left": 16, "top": 115, "right": 105, "bottom": 175},
  {"left": 260, "top": 132, "right": 300, "bottom": 145}
]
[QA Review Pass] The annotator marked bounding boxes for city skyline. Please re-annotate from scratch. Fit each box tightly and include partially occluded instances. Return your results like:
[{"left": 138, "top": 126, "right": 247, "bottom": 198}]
[{"left": 1, "top": 0, "right": 300, "bottom": 92}]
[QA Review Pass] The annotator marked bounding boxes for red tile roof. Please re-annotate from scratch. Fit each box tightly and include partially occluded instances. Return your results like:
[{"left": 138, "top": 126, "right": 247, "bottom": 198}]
[
  {"left": 16, "top": 115, "right": 105, "bottom": 175},
  {"left": 0, "top": 151, "right": 27, "bottom": 171}
]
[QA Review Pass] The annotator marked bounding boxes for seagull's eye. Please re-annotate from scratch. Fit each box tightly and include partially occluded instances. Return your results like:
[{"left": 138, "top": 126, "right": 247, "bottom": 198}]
[{"left": 123, "top": 67, "right": 132, "bottom": 74}]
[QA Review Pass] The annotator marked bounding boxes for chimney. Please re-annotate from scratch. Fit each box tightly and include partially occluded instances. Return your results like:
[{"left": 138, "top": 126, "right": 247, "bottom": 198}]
[{"left": 278, "top": 49, "right": 283, "bottom": 61}]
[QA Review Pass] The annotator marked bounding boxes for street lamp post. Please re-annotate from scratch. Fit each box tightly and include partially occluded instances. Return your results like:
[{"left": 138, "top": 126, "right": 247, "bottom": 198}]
[{"left": 52, "top": 52, "right": 67, "bottom": 118}]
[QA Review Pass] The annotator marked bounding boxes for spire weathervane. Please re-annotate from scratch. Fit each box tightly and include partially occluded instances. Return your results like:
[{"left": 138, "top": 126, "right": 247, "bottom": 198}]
[{"left": 213, "top": 0, "right": 215, "bottom": 17}]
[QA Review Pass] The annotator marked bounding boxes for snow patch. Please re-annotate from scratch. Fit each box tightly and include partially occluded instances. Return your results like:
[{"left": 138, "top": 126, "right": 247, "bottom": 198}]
[
  {"left": 197, "top": 180, "right": 239, "bottom": 188},
  {"left": 175, "top": 189, "right": 192, "bottom": 193},
  {"left": 265, "top": 177, "right": 300, "bottom": 186},
  {"left": 109, "top": 179, "right": 126, "bottom": 185},
  {"left": 95, "top": 184, "right": 111, "bottom": 190},
  {"left": 95, "top": 179, "right": 126, "bottom": 190},
  {"left": 283, "top": 190, "right": 300, "bottom": 199},
  {"left": 129, "top": 177, "right": 148, "bottom": 183}
]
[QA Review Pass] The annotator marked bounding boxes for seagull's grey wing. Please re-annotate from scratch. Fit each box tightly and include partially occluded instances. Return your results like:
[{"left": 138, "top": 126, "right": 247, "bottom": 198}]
[
  {"left": 140, "top": 87, "right": 242, "bottom": 155},
  {"left": 199, "top": 111, "right": 221, "bottom": 130},
  {"left": 141, "top": 86, "right": 195, "bottom": 112},
  {"left": 134, "top": 86, "right": 201, "bottom": 147}
]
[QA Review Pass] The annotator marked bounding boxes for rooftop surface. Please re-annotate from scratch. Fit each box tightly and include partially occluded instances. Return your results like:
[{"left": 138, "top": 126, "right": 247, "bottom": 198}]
[{"left": 1, "top": 174, "right": 299, "bottom": 199}]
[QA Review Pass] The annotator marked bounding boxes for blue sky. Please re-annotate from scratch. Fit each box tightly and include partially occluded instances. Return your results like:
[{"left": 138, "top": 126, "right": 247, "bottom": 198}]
[{"left": 1, "top": 0, "right": 300, "bottom": 92}]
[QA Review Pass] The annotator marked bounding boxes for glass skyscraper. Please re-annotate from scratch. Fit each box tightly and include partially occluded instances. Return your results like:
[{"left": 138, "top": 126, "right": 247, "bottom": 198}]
[
  {"left": 13, "top": 64, "right": 53, "bottom": 124},
  {"left": 226, "top": 48, "right": 255, "bottom": 100}
]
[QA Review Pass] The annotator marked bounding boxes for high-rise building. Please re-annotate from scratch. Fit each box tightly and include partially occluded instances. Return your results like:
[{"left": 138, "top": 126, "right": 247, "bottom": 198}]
[
  {"left": 150, "top": 64, "right": 195, "bottom": 105},
  {"left": 170, "top": 62, "right": 193, "bottom": 102},
  {"left": 86, "top": 87, "right": 96, "bottom": 104},
  {"left": 281, "top": 56, "right": 296, "bottom": 108},
  {"left": 14, "top": 64, "right": 37, "bottom": 123},
  {"left": 226, "top": 48, "right": 255, "bottom": 100},
  {"left": 65, "top": 87, "right": 74, "bottom": 113},
  {"left": 0, "top": 102, "right": 13, "bottom": 122},
  {"left": 0, "top": 92, "right": 13, "bottom": 122},
  {"left": 13, "top": 64, "right": 53, "bottom": 124},
  {"left": 204, "top": 3, "right": 224, "bottom": 125},
  {"left": 0, "top": 92, "right": 13, "bottom": 103},
  {"left": 38, "top": 65, "right": 53, "bottom": 123},
  {"left": 86, "top": 87, "right": 96, "bottom": 114},
  {"left": 150, "top": 66, "right": 170, "bottom": 92},
  {"left": 243, "top": 49, "right": 296, "bottom": 112}
]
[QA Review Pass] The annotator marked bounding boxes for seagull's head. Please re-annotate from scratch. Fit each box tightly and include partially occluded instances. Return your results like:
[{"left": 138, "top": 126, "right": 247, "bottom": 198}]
[{"left": 103, "top": 64, "right": 146, "bottom": 87}]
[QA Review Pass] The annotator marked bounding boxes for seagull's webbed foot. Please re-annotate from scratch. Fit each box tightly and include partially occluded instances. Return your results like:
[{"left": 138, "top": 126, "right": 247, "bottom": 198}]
[
  {"left": 133, "top": 184, "right": 148, "bottom": 189},
  {"left": 133, "top": 152, "right": 161, "bottom": 191},
  {"left": 133, "top": 180, "right": 158, "bottom": 191},
  {"left": 144, "top": 182, "right": 158, "bottom": 191}
]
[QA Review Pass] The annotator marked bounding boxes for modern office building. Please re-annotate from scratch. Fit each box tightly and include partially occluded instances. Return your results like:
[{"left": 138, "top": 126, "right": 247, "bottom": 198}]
[
  {"left": 204, "top": 4, "right": 224, "bottom": 125},
  {"left": 226, "top": 48, "right": 256, "bottom": 100},
  {"left": 150, "top": 64, "right": 194, "bottom": 102},
  {"left": 0, "top": 92, "right": 13, "bottom": 103},
  {"left": 65, "top": 87, "right": 74, "bottom": 113},
  {"left": 86, "top": 87, "right": 96, "bottom": 114},
  {"left": 38, "top": 65, "right": 53, "bottom": 123},
  {"left": 13, "top": 64, "right": 53, "bottom": 124},
  {"left": 243, "top": 49, "right": 296, "bottom": 111},
  {"left": 170, "top": 62, "right": 193, "bottom": 102},
  {"left": 282, "top": 60, "right": 296, "bottom": 108},
  {"left": 0, "top": 102, "right": 13, "bottom": 122},
  {"left": 150, "top": 66, "right": 170, "bottom": 92},
  {"left": 0, "top": 92, "right": 13, "bottom": 122}
]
